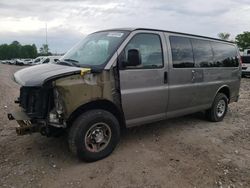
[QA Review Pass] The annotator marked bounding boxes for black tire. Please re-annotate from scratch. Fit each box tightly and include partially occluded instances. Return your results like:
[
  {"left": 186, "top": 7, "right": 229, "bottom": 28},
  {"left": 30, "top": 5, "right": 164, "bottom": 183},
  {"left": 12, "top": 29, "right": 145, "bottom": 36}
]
[
  {"left": 68, "top": 109, "right": 120, "bottom": 162},
  {"left": 206, "top": 93, "right": 228, "bottom": 122}
]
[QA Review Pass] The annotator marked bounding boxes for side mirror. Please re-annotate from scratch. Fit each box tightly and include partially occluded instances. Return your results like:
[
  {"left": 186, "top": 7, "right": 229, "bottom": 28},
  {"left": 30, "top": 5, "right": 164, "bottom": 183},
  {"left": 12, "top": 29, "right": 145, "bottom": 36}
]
[{"left": 125, "top": 49, "right": 141, "bottom": 67}]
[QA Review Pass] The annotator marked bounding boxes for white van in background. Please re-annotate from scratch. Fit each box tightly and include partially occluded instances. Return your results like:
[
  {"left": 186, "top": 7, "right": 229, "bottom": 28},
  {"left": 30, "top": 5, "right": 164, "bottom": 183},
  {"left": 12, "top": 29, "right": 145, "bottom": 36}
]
[
  {"left": 40, "top": 56, "right": 61, "bottom": 64},
  {"left": 241, "top": 49, "right": 250, "bottom": 77},
  {"left": 32, "top": 56, "right": 61, "bottom": 65},
  {"left": 32, "top": 56, "right": 45, "bottom": 65},
  {"left": 243, "top": 49, "right": 250, "bottom": 56}
]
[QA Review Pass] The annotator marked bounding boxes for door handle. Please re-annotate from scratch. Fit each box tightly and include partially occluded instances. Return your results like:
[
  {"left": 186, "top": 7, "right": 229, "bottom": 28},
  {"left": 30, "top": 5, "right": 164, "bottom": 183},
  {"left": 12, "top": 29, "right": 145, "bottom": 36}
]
[
  {"left": 164, "top": 71, "right": 168, "bottom": 84},
  {"left": 191, "top": 70, "right": 196, "bottom": 82}
]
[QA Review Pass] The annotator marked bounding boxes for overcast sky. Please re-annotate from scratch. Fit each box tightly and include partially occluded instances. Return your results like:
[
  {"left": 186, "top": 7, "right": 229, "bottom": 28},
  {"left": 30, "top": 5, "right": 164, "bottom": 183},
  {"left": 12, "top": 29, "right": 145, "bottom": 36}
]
[{"left": 0, "top": 0, "right": 250, "bottom": 53}]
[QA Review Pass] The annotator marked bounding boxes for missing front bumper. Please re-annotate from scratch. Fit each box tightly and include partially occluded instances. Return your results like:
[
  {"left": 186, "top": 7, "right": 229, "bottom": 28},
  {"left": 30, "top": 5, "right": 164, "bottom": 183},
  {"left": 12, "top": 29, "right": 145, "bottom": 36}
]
[
  {"left": 7, "top": 110, "right": 30, "bottom": 121},
  {"left": 8, "top": 110, "right": 37, "bottom": 135},
  {"left": 8, "top": 109, "right": 64, "bottom": 136}
]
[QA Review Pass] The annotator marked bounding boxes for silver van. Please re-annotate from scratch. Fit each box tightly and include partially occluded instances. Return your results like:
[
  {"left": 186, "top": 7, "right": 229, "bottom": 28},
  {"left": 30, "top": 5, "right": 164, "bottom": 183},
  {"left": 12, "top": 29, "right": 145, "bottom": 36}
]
[{"left": 8, "top": 28, "right": 241, "bottom": 162}]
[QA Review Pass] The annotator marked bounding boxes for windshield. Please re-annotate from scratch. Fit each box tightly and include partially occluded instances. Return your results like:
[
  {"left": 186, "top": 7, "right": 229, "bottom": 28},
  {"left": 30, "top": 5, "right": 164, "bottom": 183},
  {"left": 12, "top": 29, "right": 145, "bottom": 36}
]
[{"left": 61, "top": 31, "right": 129, "bottom": 68}]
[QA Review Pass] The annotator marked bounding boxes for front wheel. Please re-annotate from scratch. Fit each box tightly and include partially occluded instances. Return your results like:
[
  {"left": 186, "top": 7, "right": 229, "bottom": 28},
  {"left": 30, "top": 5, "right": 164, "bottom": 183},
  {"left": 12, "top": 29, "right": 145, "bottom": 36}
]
[
  {"left": 206, "top": 93, "right": 228, "bottom": 122},
  {"left": 68, "top": 110, "right": 120, "bottom": 162}
]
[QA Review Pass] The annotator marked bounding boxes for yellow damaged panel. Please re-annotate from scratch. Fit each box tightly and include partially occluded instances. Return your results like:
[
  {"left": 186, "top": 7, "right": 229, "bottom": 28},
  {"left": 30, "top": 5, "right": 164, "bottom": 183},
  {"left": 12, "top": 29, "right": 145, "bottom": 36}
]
[
  {"left": 54, "top": 70, "right": 115, "bottom": 118},
  {"left": 80, "top": 68, "right": 91, "bottom": 76}
]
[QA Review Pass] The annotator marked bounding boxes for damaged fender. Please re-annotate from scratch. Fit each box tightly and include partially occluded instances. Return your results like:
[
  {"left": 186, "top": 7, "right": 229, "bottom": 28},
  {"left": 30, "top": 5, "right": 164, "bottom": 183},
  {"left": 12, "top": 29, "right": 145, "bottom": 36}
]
[{"left": 53, "top": 68, "right": 120, "bottom": 119}]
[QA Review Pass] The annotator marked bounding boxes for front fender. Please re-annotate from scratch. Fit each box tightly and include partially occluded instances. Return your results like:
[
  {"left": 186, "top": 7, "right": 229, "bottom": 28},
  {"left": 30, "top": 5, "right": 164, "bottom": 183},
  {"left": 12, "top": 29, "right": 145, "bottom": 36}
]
[{"left": 54, "top": 71, "right": 116, "bottom": 119}]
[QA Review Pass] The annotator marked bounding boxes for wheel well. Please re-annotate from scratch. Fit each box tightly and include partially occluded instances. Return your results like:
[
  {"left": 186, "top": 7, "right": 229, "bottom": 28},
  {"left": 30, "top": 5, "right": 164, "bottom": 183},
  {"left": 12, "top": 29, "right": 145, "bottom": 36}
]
[
  {"left": 218, "top": 86, "right": 230, "bottom": 101},
  {"left": 67, "top": 100, "right": 125, "bottom": 130}
]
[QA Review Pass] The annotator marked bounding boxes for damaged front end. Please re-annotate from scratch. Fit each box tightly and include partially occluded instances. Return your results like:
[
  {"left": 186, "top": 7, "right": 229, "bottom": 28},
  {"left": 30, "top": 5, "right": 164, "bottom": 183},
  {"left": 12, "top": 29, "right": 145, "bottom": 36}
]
[
  {"left": 8, "top": 63, "right": 84, "bottom": 136},
  {"left": 8, "top": 63, "right": 119, "bottom": 137},
  {"left": 8, "top": 84, "right": 56, "bottom": 136},
  {"left": 7, "top": 110, "right": 34, "bottom": 135}
]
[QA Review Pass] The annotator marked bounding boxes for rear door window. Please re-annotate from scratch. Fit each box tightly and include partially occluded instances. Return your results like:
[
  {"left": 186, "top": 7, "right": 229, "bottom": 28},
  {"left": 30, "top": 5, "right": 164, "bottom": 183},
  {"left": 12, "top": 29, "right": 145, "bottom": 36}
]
[
  {"left": 191, "top": 39, "right": 213, "bottom": 67},
  {"left": 169, "top": 36, "right": 194, "bottom": 68},
  {"left": 211, "top": 42, "right": 239, "bottom": 67}
]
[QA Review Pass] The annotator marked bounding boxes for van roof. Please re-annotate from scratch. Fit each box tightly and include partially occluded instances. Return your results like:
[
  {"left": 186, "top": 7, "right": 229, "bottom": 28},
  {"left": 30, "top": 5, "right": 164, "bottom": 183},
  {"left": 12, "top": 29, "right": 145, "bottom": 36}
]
[{"left": 99, "top": 28, "right": 235, "bottom": 44}]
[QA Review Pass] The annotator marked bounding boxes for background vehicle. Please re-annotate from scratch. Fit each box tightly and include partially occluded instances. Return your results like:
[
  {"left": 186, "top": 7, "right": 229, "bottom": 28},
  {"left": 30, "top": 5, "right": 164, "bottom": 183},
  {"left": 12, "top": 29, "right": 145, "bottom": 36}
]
[
  {"left": 241, "top": 48, "right": 250, "bottom": 77},
  {"left": 8, "top": 59, "right": 16, "bottom": 65},
  {"left": 22, "top": 59, "right": 33, "bottom": 65},
  {"left": 32, "top": 56, "right": 61, "bottom": 65},
  {"left": 32, "top": 56, "right": 45, "bottom": 65},
  {"left": 242, "top": 56, "right": 250, "bottom": 77},
  {"left": 15, "top": 59, "right": 25, "bottom": 66},
  {"left": 40, "top": 56, "right": 61, "bottom": 64},
  {"left": 243, "top": 49, "right": 250, "bottom": 56},
  {"left": 8, "top": 28, "right": 241, "bottom": 162}
]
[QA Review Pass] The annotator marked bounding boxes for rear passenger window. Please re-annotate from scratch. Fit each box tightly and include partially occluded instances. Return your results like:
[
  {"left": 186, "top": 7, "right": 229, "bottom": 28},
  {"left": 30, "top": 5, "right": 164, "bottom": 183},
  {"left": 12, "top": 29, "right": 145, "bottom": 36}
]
[
  {"left": 170, "top": 36, "right": 194, "bottom": 68},
  {"left": 211, "top": 42, "right": 239, "bottom": 67},
  {"left": 191, "top": 39, "right": 213, "bottom": 67},
  {"left": 124, "top": 33, "right": 163, "bottom": 68}
]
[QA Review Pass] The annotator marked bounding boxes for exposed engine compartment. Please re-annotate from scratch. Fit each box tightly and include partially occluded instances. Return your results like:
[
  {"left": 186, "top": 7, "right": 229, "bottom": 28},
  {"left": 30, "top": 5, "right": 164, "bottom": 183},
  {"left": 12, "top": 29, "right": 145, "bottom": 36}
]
[{"left": 18, "top": 86, "right": 53, "bottom": 119}]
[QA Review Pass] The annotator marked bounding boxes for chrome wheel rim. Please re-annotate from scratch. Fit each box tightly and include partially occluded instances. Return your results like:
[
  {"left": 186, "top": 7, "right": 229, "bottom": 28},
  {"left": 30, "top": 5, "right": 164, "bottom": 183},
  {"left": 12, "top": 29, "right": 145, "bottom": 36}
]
[
  {"left": 216, "top": 99, "right": 226, "bottom": 118},
  {"left": 85, "top": 122, "right": 111, "bottom": 152}
]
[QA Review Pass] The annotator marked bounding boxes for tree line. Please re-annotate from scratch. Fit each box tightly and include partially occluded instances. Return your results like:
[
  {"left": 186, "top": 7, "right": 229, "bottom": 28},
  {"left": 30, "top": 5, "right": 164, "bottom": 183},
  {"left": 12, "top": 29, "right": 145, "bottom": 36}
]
[
  {"left": 218, "top": 31, "right": 250, "bottom": 50},
  {"left": 0, "top": 41, "right": 52, "bottom": 60},
  {"left": 0, "top": 41, "right": 37, "bottom": 60}
]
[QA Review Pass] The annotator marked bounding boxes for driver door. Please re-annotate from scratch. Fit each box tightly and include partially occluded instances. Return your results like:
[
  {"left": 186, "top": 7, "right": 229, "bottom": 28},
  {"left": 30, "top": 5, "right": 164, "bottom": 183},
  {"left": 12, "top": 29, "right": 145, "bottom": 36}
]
[{"left": 119, "top": 31, "right": 169, "bottom": 127}]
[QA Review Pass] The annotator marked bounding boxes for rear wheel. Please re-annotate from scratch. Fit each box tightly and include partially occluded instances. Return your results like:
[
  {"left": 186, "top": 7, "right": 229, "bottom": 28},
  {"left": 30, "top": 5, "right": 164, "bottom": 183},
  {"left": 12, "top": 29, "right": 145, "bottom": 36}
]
[
  {"left": 68, "top": 110, "right": 120, "bottom": 162},
  {"left": 206, "top": 93, "right": 228, "bottom": 122}
]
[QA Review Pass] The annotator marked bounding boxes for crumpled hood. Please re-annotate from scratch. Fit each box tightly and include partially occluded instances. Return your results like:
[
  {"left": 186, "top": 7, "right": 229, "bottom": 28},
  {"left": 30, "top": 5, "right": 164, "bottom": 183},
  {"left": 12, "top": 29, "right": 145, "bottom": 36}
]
[{"left": 14, "top": 64, "right": 82, "bottom": 86}]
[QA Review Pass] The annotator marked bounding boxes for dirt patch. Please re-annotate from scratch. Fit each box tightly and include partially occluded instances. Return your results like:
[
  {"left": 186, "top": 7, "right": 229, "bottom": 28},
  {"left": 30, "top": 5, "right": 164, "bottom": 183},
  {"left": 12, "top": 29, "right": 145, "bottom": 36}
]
[{"left": 0, "top": 64, "right": 249, "bottom": 188}]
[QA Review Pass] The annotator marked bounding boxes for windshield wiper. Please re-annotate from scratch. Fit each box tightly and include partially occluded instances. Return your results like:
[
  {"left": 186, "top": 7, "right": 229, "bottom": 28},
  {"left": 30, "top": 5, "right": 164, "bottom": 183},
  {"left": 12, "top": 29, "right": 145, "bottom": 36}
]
[
  {"left": 56, "top": 59, "right": 103, "bottom": 73},
  {"left": 64, "top": 58, "right": 79, "bottom": 63},
  {"left": 57, "top": 59, "right": 80, "bottom": 67},
  {"left": 63, "top": 59, "right": 80, "bottom": 67}
]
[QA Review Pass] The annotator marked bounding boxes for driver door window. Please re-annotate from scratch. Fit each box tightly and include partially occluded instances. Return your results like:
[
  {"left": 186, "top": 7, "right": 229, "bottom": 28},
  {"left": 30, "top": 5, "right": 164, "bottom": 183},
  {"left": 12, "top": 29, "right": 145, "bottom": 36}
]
[{"left": 122, "top": 33, "right": 163, "bottom": 69}]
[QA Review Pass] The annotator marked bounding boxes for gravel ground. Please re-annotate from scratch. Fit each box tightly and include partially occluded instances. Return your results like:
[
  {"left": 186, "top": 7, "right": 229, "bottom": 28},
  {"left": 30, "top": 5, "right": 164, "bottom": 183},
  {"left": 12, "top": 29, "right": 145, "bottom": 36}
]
[{"left": 0, "top": 64, "right": 249, "bottom": 188}]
